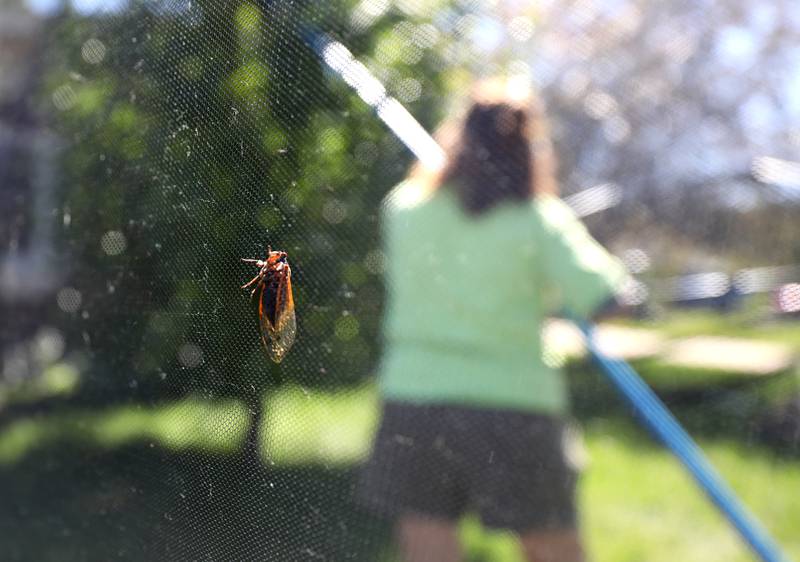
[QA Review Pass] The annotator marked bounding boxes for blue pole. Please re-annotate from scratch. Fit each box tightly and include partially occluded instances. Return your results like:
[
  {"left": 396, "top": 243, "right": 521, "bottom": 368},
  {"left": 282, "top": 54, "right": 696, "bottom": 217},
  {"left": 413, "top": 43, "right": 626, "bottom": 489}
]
[
  {"left": 305, "top": 28, "right": 790, "bottom": 560},
  {"left": 577, "top": 321, "right": 789, "bottom": 562}
]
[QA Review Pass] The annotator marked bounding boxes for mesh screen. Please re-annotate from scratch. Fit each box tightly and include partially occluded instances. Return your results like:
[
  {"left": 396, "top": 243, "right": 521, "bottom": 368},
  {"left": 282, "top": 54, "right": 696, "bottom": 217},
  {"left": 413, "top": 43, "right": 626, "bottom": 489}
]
[{"left": 1, "top": 1, "right": 799, "bottom": 561}]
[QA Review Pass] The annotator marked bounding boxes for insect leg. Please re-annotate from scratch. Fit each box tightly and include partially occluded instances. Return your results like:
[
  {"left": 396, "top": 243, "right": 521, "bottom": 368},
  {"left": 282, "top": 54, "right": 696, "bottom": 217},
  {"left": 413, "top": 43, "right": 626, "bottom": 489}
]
[{"left": 241, "top": 274, "right": 262, "bottom": 290}]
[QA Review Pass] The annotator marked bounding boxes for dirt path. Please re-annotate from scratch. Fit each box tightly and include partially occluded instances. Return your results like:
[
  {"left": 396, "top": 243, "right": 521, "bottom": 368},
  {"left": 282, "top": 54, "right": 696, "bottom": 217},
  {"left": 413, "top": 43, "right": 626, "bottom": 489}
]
[{"left": 543, "top": 319, "right": 797, "bottom": 375}]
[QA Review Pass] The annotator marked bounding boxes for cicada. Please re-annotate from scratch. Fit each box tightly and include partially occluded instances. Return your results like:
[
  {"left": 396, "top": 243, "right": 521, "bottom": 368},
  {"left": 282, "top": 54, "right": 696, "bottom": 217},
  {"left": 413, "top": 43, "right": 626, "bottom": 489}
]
[{"left": 241, "top": 246, "right": 296, "bottom": 363}]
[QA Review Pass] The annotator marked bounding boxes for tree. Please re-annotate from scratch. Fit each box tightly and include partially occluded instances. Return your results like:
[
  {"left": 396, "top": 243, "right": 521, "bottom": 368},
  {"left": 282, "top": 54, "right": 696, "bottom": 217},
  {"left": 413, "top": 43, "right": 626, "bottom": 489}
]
[{"left": 526, "top": 0, "right": 800, "bottom": 267}]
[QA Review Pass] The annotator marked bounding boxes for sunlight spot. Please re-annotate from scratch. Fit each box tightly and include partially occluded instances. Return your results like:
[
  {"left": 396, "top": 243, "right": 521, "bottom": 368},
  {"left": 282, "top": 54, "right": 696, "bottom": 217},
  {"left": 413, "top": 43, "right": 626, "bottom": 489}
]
[
  {"left": 564, "top": 183, "right": 621, "bottom": 217},
  {"left": 350, "top": 0, "right": 390, "bottom": 30},
  {"left": 559, "top": 69, "right": 590, "bottom": 100}
]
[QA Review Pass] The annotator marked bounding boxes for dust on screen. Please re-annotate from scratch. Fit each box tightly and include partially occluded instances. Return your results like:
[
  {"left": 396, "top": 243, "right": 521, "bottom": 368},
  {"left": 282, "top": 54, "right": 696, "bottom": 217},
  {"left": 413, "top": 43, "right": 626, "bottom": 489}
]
[{"left": 1, "top": 1, "right": 799, "bottom": 561}]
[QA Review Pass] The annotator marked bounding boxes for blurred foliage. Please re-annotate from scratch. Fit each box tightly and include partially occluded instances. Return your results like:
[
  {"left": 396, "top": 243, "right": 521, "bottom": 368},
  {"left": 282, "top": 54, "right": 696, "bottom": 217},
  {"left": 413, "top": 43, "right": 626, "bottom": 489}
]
[
  {"left": 617, "top": 307, "right": 800, "bottom": 346},
  {"left": 526, "top": 2, "right": 800, "bottom": 269},
  {"left": 3, "top": 387, "right": 799, "bottom": 561},
  {"left": 0, "top": 362, "right": 79, "bottom": 409},
  {"left": 261, "top": 384, "right": 378, "bottom": 466},
  {"left": 41, "top": 0, "right": 466, "bottom": 404},
  {"left": 5, "top": 1, "right": 797, "bottom": 560},
  {"left": 0, "top": 395, "right": 246, "bottom": 464}
]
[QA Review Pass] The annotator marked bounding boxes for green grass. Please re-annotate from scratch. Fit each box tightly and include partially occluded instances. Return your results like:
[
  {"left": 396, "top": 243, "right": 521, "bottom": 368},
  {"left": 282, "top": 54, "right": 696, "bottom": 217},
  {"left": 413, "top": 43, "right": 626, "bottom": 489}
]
[
  {"left": 261, "top": 384, "right": 379, "bottom": 466},
  {"left": 581, "top": 421, "right": 800, "bottom": 562},
  {"left": 1, "top": 384, "right": 798, "bottom": 561},
  {"left": 457, "top": 420, "right": 800, "bottom": 562},
  {"left": 0, "top": 396, "right": 247, "bottom": 464},
  {"left": 437, "top": 419, "right": 800, "bottom": 562},
  {"left": 0, "top": 362, "right": 80, "bottom": 409},
  {"left": 257, "top": 385, "right": 800, "bottom": 561},
  {"left": 597, "top": 308, "right": 800, "bottom": 395},
  {"left": 612, "top": 308, "right": 800, "bottom": 347},
  {"left": 624, "top": 357, "right": 798, "bottom": 392}
]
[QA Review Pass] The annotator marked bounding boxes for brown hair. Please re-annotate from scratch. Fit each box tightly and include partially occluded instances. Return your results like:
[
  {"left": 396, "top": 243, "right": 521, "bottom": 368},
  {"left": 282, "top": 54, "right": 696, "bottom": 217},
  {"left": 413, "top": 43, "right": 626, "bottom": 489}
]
[{"left": 414, "top": 80, "right": 558, "bottom": 215}]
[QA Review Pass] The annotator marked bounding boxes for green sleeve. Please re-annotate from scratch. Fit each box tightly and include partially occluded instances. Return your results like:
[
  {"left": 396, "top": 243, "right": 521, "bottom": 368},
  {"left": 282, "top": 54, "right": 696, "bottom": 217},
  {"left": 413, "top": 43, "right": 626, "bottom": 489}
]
[{"left": 534, "top": 196, "right": 629, "bottom": 318}]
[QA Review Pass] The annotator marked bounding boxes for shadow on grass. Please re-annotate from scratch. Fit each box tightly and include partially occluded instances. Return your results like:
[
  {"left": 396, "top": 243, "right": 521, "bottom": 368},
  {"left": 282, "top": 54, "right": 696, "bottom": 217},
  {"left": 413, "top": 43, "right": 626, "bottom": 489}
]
[
  {"left": 0, "top": 440, "right": 395, "bottom": 561},
  {"left": 1, "top": 379, "right": 798, "bottom": 561},
  {"left": 566, "top": 358, "right": 800, "bottom": 456},
  {"left": 0, "top": 386, "right": 397, "bottom": 561}
]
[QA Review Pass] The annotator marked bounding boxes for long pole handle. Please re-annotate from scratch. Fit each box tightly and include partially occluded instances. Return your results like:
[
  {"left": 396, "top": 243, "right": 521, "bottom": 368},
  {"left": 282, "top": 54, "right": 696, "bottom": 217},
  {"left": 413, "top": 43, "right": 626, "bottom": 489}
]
[
  {"left": 577, "top": 321, "right": 789, "bottom": 562},
  {"left": 307, "top": 28, "right": 790, "bottom": 560}
]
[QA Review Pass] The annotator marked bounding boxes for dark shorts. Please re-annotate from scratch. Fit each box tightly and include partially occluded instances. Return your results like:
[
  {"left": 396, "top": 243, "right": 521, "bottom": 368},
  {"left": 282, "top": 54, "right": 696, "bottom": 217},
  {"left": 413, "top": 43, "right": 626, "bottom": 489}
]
[{"left": 357, "top": 401, "right": 580, "bottom": 532}]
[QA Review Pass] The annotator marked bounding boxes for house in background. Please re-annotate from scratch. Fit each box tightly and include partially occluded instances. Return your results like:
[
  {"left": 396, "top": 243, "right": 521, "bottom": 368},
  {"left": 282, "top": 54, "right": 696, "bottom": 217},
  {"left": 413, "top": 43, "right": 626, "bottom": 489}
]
[{"left": 0, "top": 3, "right": 64, "bottom": 382}]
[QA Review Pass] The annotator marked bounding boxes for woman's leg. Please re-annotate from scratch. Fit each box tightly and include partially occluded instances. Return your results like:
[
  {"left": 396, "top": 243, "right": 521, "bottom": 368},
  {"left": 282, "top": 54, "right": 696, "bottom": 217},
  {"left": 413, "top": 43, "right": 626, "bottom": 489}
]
[
  {"left": 396, "top": 513, "right": 462, "bottom": 562},
  {"left": 519, "top": 528, "right": 585, "bottom": 562}
]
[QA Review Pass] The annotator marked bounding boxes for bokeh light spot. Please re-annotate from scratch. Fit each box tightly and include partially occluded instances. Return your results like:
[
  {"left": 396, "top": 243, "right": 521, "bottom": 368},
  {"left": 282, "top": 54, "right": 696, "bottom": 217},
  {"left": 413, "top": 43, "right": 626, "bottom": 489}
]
[
  {"left": 776, "top": 284, "right": 800, "bottom": 314},
  {"left": 57, "top": 287, "right": 82, "bottom": 313},
  {"left": 52, "top": 84, "right": 77, "bottom": 111},
  {"left": 508, "top": 16, "right": 534, "bottom": 42},
  {"left": 322, "top": 199, "right": 348, "bottom": 224},
  {"left": 364, "top": 249, "right": 386, "bottom": 275},
  {"left": 621, "top": 249, "right": 651, "bottom": 274},
  {"left": 395, "top": 77, "right": 421, "bottom": 103},
  {"left": 81, "top": 38, "right": 107, "bottom": 65},
  {"left": 101, "top": 230, "right": 127, "bottom": 255},
  {"left": 33, "top": 328, "right": 66, "bottom": 364},
  {"left": 412, "top": 23, "right": 439, "bottom": 49},
  {"left": 354, "top": 141, "right": 378, "bottom": 166},
  {"left": 584, "top": 90, "right": 618, "bottom": 120},
  {"left": 334, "top": 315, "right": 360, "bottom": 341},
  {"left": 178, "top": 343, "right": 203, "bottom": 368}
]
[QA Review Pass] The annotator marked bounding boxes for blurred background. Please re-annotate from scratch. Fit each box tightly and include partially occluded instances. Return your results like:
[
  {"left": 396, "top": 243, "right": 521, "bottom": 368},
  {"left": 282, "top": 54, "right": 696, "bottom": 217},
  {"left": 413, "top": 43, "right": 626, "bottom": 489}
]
[{"left": 1, "top": 0, "right": 799, "bottom": 560}]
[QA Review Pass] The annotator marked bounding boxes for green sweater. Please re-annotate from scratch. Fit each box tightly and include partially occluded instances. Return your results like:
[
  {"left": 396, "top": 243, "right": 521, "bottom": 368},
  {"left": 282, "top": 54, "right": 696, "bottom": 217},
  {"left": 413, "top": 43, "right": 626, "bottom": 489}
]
[{"left": 379, "top": 182, "right": 628, "bottom": 414}]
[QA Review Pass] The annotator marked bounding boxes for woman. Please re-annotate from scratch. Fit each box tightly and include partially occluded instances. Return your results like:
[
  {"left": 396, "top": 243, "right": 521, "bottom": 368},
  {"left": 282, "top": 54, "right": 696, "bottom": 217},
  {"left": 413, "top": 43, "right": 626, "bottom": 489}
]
[{"left": 359, "top": 80, "right": 628, "bottom": 562}]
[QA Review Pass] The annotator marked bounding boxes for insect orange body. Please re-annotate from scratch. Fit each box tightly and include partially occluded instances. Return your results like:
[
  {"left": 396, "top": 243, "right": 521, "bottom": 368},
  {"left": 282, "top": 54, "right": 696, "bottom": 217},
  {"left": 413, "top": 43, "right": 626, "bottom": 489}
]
[{"left": 241, "top": 247, "right": 296, "bottom": 363}]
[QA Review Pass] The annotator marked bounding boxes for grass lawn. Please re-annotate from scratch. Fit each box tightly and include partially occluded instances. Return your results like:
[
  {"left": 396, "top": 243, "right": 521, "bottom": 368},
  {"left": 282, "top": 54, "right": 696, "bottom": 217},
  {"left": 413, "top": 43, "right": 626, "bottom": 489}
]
[
  {"left": 596, "top": 307, "right": 800, "bottom": 399},
  {"left": 465, "top": 420, "right": 800, "bottom": 562},
  {"left": 0, "top": 396, "right": 247, "bottom": 464},
  {"left": 1, "top": 384, "right": 798, "bottom": 561},
  {"left": 261, "top": 385, "right": 800, "bottom": 562},
  {"left": 582, "top": 422, "right": 798, "bottom": 562},
  {"left": 611, "top": 307, "right": 800, "bottom": 348}
]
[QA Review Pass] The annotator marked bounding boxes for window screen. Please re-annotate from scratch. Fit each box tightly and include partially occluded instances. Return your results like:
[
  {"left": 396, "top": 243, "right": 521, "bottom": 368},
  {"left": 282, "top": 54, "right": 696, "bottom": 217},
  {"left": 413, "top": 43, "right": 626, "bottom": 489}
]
[{"left": 1, "top": 1, "right": 798, "bottom": 561}]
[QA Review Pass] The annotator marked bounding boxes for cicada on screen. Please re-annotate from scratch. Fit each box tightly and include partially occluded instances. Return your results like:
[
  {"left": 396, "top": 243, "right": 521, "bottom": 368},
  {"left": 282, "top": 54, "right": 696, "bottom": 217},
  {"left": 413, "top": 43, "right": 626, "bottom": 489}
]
[{"left": 241, "top": 247, "right": 296, "bottom": 363}]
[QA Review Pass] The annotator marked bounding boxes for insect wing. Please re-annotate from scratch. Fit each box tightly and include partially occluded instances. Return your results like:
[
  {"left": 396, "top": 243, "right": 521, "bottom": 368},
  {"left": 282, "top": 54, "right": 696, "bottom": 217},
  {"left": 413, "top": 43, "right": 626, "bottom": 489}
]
[
  {"left": 264, "top": 306, "right": 296, "bottom": 363},
  {"left": 258, "top": 262, "right": 296, "bottom": 363}
]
